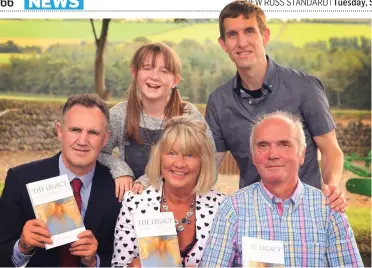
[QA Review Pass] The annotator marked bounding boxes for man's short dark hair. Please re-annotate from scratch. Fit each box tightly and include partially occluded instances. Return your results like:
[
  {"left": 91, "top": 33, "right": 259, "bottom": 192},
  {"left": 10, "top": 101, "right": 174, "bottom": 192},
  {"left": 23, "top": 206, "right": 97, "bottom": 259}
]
[
  {"left": 219, "top": 0, "right": 267, "bottom": 40},
  {"left": 62, "top": 93, "right": 109, "bottom": 127}
]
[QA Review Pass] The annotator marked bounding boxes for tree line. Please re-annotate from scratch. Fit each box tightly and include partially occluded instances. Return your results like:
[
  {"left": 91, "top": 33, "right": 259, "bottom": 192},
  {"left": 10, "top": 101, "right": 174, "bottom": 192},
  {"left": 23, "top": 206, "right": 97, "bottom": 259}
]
[
  {"left": 0, "top": 40, "right": 41, "bottom": 54},
  {"left": 0, "top": 36, "right": 370, "bottom": 109}
]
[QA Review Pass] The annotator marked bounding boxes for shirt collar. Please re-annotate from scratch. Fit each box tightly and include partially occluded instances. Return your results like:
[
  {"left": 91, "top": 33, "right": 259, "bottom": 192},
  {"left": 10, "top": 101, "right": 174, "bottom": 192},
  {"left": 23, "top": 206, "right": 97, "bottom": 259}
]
[
  {"left": 233, "top": 54, "right": 276, "bottom": 96},
  {"left": 260, "top": 179, "right": 304, "bottom": 206},
  {"left": 58, "top": 154, "right": 95, "bottom": 189},
  {"left": 263, "top": 54, "right": 276, "bottom": 90}
]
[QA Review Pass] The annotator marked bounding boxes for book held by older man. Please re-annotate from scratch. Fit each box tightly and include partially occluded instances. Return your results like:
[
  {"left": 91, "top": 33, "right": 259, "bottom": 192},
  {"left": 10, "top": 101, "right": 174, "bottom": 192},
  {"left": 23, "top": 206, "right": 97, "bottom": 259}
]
[
  {"left": 26, "top": 174, "right": 85, "bottom": 249},
  {"left": 134, "top": 212, "right": 182, "bottom": 267},
  {"left": 242, "top": 237, "right": 285, "bottom": 268}
]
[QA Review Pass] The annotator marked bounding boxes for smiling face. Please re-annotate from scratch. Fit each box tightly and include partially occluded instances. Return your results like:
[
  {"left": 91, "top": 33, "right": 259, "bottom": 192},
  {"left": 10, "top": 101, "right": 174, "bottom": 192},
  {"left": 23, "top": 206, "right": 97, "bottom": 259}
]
[
  {"left": 131, "top": 53, "right": 180, "bottom": 103},
  {"left": 252, "top": 118, "right": 305, "bottom": 187},
  {"left": 218, "top": 14, "right": 270, "bottom": 73},
  {"left": 56, "top": 105, "right": 109, "bottom": 176},
  {"left": 161, "top": 142, "right": 202, "bottom": 193}
]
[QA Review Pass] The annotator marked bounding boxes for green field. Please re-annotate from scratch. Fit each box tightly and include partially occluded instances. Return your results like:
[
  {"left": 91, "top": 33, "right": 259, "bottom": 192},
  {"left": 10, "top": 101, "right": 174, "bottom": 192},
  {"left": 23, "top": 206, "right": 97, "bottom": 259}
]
[
  {"left": 276, "top": 23, "right": 371, "bottom": 45},
  {"left": 347, "top": 207, "right": 371, "bottom": 233},
  {"left": 0, "top": 93, "right": 123, "bottom": 105},
  {"left": 0, "top": 20, "right": 370, "bottom": 48},
  {"left": 346, "top": 206, "right": 371, "bottom": 256},
  {"left": 0, "top": 20, "right": 185, "bottom": 42},
  {"left": 148, "top": 22, "right": 371, "bottom": 47},
  {"left": 0, "top": 20, "right": 370, "bottom": 63},
  {"left": 0, "top": 53, "right": 35, "bottom": 64}
]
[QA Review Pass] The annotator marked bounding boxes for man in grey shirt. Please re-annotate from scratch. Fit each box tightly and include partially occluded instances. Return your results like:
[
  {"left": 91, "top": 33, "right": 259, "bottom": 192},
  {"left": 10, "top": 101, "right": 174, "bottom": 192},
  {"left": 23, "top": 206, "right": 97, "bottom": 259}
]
[{"left": 206, "top": 0, "right": 346, "bottom": 211}]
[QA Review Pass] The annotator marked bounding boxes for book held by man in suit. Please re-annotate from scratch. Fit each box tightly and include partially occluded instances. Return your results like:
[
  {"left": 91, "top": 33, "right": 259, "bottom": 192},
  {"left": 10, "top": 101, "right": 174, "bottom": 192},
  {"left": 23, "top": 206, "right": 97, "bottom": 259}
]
[{"left": 26, "top": 174, "right": 85, "bottom": 249}]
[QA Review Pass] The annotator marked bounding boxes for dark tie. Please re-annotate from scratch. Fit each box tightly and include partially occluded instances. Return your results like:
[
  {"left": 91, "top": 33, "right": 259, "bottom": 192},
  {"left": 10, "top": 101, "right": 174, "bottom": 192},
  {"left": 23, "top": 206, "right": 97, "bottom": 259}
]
[
  {"left": 71, "top": 178, "right": 83, "bottom": 211},
  {"left": 59, "top": 178, "right": 83, "bottom": 267}
]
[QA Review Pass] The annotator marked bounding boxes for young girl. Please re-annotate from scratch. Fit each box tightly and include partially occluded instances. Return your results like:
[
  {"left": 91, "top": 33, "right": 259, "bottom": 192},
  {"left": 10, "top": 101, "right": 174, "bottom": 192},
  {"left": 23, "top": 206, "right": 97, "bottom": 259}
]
[{"left": 98, "top": 42, "right": 216, "bottom": 202}]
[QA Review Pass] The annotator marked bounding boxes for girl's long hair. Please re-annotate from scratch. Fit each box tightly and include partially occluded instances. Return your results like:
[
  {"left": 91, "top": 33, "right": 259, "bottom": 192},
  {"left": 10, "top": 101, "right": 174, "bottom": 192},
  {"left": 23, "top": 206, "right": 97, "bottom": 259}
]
[{"left": 125, "top": 42, "right": 185, "bottom": 143}]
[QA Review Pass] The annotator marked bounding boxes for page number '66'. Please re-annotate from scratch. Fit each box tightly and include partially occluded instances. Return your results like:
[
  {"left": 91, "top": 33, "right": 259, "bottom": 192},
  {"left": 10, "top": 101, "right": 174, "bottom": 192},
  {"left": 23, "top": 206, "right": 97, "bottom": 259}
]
[{"left": 0, "top": 0, "right": 14, "bottom": 6}]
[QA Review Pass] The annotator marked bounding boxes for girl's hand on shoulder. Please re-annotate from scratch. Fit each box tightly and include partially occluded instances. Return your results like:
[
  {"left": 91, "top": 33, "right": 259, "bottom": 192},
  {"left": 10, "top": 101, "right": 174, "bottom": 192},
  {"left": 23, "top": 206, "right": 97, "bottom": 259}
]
[
  {"left": 131, "top": 182, "right": 144, "bottom": 195},
  {"left": 115, "top": 176, "right": 133, "bottom": 202}
]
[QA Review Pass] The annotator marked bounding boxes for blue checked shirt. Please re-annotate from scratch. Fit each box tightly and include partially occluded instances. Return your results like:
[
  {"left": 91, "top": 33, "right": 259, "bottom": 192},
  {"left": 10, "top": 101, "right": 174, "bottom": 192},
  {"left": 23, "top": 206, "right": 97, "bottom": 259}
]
[{"left": 200, "top": 181, "right": 363, "bottom": 267}]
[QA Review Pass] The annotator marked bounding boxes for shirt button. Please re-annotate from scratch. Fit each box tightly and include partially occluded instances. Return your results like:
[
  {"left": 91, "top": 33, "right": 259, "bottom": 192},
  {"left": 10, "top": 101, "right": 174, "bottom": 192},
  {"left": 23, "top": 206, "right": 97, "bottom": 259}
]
[{"left": 248, "top": 100, "right": 252, "bottom": 104}]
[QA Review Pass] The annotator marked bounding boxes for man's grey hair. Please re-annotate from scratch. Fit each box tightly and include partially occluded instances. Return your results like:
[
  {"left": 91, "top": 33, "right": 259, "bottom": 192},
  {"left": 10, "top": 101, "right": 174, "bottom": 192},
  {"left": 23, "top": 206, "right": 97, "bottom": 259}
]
[
  {"left": 249, "top": 110, "right": 306, "bottom": 155},
  {"left": 61, "top": 93, "right": 110, "bottom": 130}
]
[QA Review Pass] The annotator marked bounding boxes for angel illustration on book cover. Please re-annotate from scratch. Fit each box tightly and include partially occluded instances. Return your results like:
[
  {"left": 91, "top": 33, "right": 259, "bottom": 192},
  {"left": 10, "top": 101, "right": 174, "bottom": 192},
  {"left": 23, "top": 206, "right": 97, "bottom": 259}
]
[
  {"left": 34, "top": 196, "right": 84, "bottom": 236},
  {"left": 138, "top": 234, "right": 182, "bottom": 267}
]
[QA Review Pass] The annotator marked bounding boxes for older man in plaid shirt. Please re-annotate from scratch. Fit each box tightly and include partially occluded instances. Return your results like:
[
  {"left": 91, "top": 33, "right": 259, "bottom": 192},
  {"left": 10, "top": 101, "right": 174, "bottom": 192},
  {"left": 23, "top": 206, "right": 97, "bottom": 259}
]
[{"left": 200, "top": 111, "right": 363, "bottom": 267}]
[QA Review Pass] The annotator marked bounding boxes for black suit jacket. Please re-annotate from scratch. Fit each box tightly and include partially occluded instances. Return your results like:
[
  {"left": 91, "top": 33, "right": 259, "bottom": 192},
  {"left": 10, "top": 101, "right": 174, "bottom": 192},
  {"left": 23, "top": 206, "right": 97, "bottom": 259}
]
[{"left": 0, "top": 153, "right": 121, "bottom": 267}]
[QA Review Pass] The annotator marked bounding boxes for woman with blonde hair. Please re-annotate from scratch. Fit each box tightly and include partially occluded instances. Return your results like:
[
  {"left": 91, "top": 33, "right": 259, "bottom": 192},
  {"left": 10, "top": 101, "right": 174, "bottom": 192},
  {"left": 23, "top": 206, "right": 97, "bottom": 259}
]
[
  {"left": 98, "top": 42, "right": 215, "bottom": 201},
  {"left": 112, "top": 116, "right": 225, "bottom": 267}
]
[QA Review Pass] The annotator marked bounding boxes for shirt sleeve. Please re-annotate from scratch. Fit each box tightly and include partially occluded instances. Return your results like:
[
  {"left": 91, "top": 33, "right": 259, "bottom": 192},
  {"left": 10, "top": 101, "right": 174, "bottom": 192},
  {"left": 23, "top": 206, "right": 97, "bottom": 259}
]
[
  {"left": 98, "top": 103, "right": 135, "bottom": 179},
  {"left": 205, "top": 93, "right": 228, "bottom": 152},
  {"left": 200, "top": 197, "right": 239, "bottom": 267},
  {"left": 300, "top": 75, "right": 336, "bottom": 137},
  {"left": 326, "top": 211, "right": 364, "bottom": 267},
  {"left": 134, "top": 174, "right": 150, "bottom": 189},
  {"left": 12, "top": 240, "right": 33, "bottom": 267},
  {"left": 95, "top": 254, "right": 100, "bottom": 268},
  {"left": 111, "top": 192, "right": 140, "bottom": 267}
]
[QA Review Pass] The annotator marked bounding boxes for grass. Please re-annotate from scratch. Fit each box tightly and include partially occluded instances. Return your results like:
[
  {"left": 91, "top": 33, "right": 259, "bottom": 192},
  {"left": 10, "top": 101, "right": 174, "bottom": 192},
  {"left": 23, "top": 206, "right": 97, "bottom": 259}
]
[
  {"left": 277, "top": 23, "right": 371, "bottom": 46},
  {"left": 346, "top": 206, "right": 371, "bottom": 254},
  {"left": 0, "top": 20, "right": 185, "bottom": 46},
  {"left": 347, "top": 207, "right": 371, "bottom": 233},
  {"left": 148, "top": 23, "right": 279, "bottom": 44},
  {"left": 0, "top": 53, "right": 35, "bottom": 64},
  {"left": 148, "top": 22, "right": 371, "bottom": 47},
  {"left": 0, "top": 20, "right": 370, "bottom": 63},
  {"left": 0, "top": 93, "right": 123, "bottom": 105},
  {"left": 0, "top": 93, "right": 69, "bottom": 103},
  {"left": 331, "top": 109, "right": 371, "bottom": 121},
  {"left": 332, "top": 109, "right": 372, "bottom": 115},
  {"left": 0, "top": 20, "right": 370, "bottom": 49}
]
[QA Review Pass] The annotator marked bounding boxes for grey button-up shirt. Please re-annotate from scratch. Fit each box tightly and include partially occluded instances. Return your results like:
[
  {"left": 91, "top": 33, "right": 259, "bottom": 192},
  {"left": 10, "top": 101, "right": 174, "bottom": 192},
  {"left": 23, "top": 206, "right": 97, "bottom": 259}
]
[{"left": 206, "top": 55, "right": 335, "bottom": 189}]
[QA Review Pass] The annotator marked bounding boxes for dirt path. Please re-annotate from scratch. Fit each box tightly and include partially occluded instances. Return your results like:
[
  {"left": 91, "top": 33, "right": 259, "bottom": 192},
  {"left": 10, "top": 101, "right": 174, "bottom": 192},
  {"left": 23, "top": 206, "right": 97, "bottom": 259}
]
[{"left": 0, "top": 151, "right": 370, "bottom": 208}]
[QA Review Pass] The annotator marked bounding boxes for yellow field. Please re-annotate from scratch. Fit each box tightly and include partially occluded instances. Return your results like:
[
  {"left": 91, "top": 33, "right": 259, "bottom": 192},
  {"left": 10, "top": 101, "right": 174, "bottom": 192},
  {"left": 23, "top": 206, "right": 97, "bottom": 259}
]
[
  {"left": 0, "top": 38, "right": 90, "bottom": 48},
  {"left": 0, "top": 53, "right": 36, "bottom": 63}
]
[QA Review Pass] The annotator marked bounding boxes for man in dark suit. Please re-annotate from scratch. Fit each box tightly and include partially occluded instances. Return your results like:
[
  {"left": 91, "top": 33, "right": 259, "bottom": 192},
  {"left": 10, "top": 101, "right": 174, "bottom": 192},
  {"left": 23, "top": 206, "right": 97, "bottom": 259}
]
[{"left": 0, "top": 94, "right": 121, "bottom": 267}]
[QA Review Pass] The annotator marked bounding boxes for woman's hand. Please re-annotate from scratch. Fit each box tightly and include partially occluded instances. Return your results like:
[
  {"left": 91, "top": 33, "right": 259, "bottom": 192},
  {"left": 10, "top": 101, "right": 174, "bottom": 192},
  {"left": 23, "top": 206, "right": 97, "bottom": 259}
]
[{"left": 128, "top": 258, "right": 141, "bottom": 267}]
